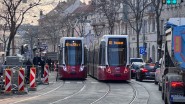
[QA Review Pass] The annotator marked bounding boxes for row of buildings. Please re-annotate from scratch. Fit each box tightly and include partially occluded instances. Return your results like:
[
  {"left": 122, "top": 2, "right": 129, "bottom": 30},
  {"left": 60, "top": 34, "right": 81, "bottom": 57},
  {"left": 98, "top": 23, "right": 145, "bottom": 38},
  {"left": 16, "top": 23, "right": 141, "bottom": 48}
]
[
  {"left": 0, "top": 0, "right": 59, "bottom": 60},
  {"left": 37, "top": 0, "right": 169, "bottom": 62},
  {"left": 1, "top": 0, "right": 185, "bottom": 62}
]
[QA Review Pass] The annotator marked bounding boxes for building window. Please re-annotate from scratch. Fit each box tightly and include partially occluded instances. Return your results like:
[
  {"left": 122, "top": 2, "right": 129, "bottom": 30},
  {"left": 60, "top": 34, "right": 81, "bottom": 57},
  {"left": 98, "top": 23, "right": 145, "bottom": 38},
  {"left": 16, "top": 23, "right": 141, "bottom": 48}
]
[
  {"left": 148, "top": 19, "right": 151, "bottom": 33},
  {"left": 152, "top": 19, "right": 155, "bottom": 32}
]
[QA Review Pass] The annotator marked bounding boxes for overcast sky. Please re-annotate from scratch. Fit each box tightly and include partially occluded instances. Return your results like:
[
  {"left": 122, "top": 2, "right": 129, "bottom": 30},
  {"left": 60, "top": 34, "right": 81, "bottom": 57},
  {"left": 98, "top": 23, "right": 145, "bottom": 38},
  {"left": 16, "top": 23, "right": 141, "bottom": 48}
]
[
  {"left": 81, "top": 0, "right": 90, "bottom": 4},
  {"left": 23, "top": 0, "right": 91, "bottom": 25}
]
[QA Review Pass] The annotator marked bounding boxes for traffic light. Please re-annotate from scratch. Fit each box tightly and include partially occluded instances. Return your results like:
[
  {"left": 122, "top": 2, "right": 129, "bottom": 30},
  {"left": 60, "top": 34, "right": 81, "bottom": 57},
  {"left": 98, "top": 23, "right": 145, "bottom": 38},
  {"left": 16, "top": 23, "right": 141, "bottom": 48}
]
[
  {"left": 167, "top": 0, "right": 170, "bottom": 4},
  {"left": 166, "top": 0, "right": 177, "bottom": 4},
  {"left": 172, "top": 0, "right": 177, "bottom": 4}
]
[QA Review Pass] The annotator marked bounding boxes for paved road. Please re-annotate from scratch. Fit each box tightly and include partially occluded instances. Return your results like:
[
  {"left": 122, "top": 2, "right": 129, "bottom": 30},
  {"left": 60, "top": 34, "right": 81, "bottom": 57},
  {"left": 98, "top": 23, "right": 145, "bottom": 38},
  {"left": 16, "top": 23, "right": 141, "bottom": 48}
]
[
  {"left": 132, "top": 79, "right": 164, "bottom": 104},
  {"left": 0, "top": 73, "right": 164, "bottom": 104}
]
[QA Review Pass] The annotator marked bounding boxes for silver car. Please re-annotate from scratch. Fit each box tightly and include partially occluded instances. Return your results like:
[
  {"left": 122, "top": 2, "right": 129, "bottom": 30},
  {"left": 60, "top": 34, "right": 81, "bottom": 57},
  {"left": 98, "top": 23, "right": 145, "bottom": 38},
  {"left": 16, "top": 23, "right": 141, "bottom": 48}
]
[{"left": 154, "top": 67, "right": 160, "bottom": 84}]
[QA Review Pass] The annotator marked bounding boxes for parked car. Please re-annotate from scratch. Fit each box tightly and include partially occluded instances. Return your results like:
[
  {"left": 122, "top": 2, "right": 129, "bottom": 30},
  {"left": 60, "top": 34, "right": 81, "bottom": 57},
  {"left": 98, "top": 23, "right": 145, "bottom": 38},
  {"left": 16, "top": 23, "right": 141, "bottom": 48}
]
[
  {"left": 135, "top": 63, "right": 156, "bottom": 81},
  {"left": 154, "top": 61, "right": 161, "bottom": 85},
  {"left": 130, "top": 62, "right": 144, "bottom": 78},
  {"left": 130, "top": 58, "right": 144, "bottom": 65},
  {"left": 154, "top": 67, "right": 160, "bottom": 84}
]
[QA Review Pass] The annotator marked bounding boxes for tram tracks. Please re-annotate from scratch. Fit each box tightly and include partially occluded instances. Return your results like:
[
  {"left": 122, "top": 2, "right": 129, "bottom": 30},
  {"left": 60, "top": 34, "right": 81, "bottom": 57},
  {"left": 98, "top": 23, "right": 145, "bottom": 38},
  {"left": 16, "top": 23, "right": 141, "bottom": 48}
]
[
  {"left": 128, "top": 82, "right": 138, "bottom": 104},
  {"left": 1, "top": 78, "right": 151, "bottom": 104},
  {"left": 9, "top": 81, "right": 65, "bottom": 104},
  {"left": 90, "top": 83, "right": 110, "bottom": 104},
  {"left": 49, "top": 80, "right": 86, "bottom": 104},
  {"left": 134, "top": 81, "right": 150, "bottom": 104},
  {"left": 129, "top": 80, "right": 150, "bottom": 104}
]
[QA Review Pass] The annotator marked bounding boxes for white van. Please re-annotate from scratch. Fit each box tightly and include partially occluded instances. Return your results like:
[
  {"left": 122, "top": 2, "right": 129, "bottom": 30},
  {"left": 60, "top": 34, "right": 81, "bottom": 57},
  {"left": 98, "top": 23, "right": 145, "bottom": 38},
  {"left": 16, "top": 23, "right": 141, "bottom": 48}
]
[{"left": 130, "top": 58, "right": 144, "bottom": 64}]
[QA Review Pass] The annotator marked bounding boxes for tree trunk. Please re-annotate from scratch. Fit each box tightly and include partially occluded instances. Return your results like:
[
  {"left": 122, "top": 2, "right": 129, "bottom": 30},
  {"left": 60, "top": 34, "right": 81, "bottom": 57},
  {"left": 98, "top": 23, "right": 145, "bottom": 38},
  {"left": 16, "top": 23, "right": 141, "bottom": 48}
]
[
  {"left": 136, "top": 30, "right": 140, "bottom": 58},
  {"left": 3, "top": 43, "right": 6, "bottom": 52},
  {"left": 54, "top": 44, "right": 56, "bottom": 52},
  {"left": 6, "top": 29, "right": 15, "bottom": 56},
  {"left": 110, "top": 25, "right": 114, "bottom": 34},
  {"left": 156, "top": 14, "right": 161, "bottom": 60},
  {"left": 6, "top": 36, "right": 13, "bottom": 56}
]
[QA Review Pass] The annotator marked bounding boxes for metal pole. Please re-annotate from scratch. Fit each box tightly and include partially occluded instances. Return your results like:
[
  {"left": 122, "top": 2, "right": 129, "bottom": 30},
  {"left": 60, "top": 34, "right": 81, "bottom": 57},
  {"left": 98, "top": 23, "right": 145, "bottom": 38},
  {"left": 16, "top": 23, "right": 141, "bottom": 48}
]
[
  {"left": 30, "top": 35, "right": 33, "bottom": 59},
  {"left": 72, "top": 27, "right": 74, "bottom": 37}
]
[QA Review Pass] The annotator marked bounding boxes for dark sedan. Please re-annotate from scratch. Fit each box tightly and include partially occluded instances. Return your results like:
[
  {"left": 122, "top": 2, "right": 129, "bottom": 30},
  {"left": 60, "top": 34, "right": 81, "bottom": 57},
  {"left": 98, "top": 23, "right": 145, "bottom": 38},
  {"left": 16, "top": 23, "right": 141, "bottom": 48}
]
[
  {"left": 135, "top": 63, "right": 156, "bottom": 81},
  {"left": 130, "top": 62, "right": 143, "bottom": 78}
]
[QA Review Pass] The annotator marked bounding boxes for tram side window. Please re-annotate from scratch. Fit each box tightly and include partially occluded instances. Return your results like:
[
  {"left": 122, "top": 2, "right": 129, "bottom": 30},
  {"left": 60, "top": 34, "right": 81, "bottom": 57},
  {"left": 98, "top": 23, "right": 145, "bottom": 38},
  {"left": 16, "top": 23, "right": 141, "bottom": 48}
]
[
  {"left": 94, "top": 49, "right": 98, "bottom": 65},
  {"left": 59, "top": 48, "right": 63, "bottom": 65},
  {"left": 99, "top": 45, "right": 102, "bottom": 65},
  {"left": 99, "top": 42, "right": 105, "bottom": 65},
  {"left": 84, "top": 47, "right": 87, "bottom": 65},
  {"left": 89, "top": 50, "right": 93, "bottom": 64}
]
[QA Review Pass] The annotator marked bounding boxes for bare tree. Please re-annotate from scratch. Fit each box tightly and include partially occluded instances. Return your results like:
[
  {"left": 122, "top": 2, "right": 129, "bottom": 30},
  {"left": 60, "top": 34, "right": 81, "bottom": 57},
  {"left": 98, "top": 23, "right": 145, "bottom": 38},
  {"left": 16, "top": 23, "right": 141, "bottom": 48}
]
[
  {"left": 40, "top": 14, "right": 62, "bottom": 52},
  {"left": 0, "top": 0, "right": 41, "bottom": 56},
  {"left": 151, "top": 0, "right": 164, "bottom": 60},
  {"left": 39, "top": 11, "right": 74, "bottom": 52},
  {"left": 94, "top": 0, "right": 121, "bottom": 34},
  {"left": 122, "top": 0, "right": 151, "bottom": 57},
  {"left": 0, "top": 21, "right": 9, "bottom": 52},
  {"left": 70, "top": 5, "right": 93, "bottom": 37}
]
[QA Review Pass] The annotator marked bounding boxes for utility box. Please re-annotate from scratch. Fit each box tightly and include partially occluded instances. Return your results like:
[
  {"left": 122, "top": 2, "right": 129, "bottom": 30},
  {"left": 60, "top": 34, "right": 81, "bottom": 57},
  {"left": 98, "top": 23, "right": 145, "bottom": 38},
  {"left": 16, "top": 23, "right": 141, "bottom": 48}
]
[{"left": 5, "top": 56, "right": 24, "bottom": 65}]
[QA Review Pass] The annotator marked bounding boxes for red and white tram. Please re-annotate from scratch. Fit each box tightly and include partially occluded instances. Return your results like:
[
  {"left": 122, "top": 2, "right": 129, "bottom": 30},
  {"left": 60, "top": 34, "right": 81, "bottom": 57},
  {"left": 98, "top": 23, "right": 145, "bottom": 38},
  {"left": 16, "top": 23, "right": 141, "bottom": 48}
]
[
  {"left": 58, "top": 37, "right": 87, "bottom": 79},
  {"left": 88, "top": 35, "right": 130, "bottom": 81}
]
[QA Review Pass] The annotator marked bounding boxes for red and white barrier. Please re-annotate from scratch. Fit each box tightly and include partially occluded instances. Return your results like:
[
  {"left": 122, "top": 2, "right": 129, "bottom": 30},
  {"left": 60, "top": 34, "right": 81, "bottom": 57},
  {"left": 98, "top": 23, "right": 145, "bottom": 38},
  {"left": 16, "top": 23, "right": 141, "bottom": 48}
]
[
  {"left": 18, "top": 67, "right": 25, "bottom": 92},
  {"left": 30, "top": 67, "right": 36, "bottom": 90},
  {"left": 5, "top": 68, "right": 12, "bottom": 93},
  {"left": 43, "top": 64, "right": 49, "bottom": 84}
]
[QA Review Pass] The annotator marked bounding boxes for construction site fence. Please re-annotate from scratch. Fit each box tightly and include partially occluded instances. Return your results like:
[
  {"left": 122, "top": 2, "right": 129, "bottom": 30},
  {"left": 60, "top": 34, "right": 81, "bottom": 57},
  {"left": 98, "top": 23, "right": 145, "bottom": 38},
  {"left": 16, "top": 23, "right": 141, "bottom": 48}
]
[{"left": 0, "top": 65, "right": 42, "bottom": 93}]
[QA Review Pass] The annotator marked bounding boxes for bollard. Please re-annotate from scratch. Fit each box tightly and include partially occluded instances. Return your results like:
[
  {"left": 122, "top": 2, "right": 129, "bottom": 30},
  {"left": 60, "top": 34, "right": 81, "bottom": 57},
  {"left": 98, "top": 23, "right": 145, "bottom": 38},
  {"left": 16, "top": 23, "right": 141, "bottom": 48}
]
[
  {"left": 4, "top": 67, "right": 12, "bottom": 94},
  {"left": 43, "top": 64, "right": 49, "bottom": 85},
  {"left": 29, "top": 66, "right": 36, "bottom": 91},
  {"left": 18, "top": 67, "right": 27, "bottom": 94}
]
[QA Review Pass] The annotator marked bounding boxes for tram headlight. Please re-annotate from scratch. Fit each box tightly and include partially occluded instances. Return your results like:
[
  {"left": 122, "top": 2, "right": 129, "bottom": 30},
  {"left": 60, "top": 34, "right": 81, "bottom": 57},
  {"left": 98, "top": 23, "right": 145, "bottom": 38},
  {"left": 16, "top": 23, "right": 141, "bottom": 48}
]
[
  {"left": 80, "top": 65, "right": 84, "bottom": 71},
  {"left": 62, "top": 65, "right": 67, "bottom": 71}
]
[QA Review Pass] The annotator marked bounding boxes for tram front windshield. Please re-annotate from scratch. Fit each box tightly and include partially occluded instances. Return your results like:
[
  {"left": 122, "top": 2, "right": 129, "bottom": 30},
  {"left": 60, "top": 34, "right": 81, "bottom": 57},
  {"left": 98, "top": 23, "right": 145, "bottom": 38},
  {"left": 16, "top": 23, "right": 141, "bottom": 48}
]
[
  {"left": 108, "top": 38, "right": 127, "bottom": 66},
  {"left": 65, "top": 40, "right": 82, "bottom": 66}
]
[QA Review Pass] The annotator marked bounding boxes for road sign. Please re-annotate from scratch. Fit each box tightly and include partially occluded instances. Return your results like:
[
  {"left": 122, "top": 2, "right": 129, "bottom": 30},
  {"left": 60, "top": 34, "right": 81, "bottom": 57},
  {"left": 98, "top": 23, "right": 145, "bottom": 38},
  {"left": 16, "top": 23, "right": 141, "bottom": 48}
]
[{"left": 139, "top": 47, "right": 146, "bottom": 55}]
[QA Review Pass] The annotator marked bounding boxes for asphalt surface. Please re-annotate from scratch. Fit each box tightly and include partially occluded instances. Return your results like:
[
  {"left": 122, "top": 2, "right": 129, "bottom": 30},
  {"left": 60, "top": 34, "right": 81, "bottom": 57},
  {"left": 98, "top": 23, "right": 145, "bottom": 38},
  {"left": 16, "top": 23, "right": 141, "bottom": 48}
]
[{"left": 0, "top": 72, "right": 164, "bottom": 104}]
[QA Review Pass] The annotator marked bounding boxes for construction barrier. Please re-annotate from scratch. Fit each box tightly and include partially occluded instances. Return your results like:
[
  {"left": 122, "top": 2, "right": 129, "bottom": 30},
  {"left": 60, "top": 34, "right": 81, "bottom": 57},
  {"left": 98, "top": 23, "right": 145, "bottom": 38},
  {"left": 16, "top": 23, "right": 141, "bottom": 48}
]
[
  {"left": 30, "top": 66, "right": 36, "bottom": 91},
  {"left": 43, "top": 64, "right": 49, "bottom": 84},
  {"left": 18, "top": 67, "right": 26, "bottom": 94},
  {"left": 4, "top": 67, "right": 12, "bottom": 94}
]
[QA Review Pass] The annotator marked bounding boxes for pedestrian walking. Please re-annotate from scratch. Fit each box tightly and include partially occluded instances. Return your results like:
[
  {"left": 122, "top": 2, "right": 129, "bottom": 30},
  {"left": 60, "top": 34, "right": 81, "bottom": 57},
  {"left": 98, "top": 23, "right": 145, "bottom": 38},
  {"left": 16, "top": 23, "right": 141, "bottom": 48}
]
[
  {"left": 148, "top": 57, "right": 153, "bottom": 63},
  {"left": 46, "top": 58, "right": 52, "bottom": 72},
  {"left": 33, "top": 55, "right": 41, "bottom": 66},
  {"left": 26, "top": 59, "right": 32, "bottom": 83},
  {"left": 40, "top": 57, "right": 45, "bottom": 78}
]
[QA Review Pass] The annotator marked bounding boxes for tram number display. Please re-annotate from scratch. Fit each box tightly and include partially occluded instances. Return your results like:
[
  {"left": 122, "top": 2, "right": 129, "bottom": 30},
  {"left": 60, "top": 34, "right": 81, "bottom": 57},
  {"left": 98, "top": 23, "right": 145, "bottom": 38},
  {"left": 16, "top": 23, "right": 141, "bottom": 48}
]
[
  {"left": 109, "top": 41, "right": 124, "bottom": 45},
  {"left": 66, "top": 42, "right": 81, "bottom": 47}
]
